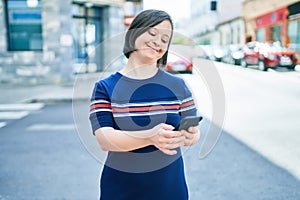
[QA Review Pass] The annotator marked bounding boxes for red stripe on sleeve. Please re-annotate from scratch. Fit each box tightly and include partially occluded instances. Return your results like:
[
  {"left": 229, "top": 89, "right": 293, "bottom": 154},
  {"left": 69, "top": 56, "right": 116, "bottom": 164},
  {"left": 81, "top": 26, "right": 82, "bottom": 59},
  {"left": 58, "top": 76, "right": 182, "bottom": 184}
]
[{"left": 90, "top": 103, "right": 112, "bottom": 110}]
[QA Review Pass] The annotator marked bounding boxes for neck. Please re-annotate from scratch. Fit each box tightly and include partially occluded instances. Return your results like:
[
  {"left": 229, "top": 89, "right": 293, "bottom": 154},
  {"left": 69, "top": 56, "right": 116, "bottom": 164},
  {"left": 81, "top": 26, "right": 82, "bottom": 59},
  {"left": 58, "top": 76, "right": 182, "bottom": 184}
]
[{"left": 120, "top": 57, "right": 159, "bottom": 79}]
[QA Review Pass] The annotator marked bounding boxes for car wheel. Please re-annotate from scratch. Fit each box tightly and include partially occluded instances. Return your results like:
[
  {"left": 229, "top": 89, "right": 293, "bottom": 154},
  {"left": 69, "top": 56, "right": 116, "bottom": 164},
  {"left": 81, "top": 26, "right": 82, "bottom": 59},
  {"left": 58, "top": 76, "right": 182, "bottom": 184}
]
[
  {"left": 234, "top": 59, "right": 240, "bottom": 65},
  {"left": 288, "top": 65, "right": 296, "bottom": 70},
  {"left": 231, "top": 58, "right": 236, "bottom": 65},
  {"left": 258, "top": 60, "right": 267, "bottom": 71},
  {"left": 240, "top": 59, "right": 247, "bottom": 67}
]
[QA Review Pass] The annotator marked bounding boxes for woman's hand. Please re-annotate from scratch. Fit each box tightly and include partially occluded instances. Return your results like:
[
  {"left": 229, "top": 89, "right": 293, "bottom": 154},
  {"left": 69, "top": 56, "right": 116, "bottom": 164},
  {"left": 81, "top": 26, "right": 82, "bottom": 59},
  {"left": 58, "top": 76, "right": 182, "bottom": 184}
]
[
  {"left": 180, "top": 126, "right": 200, "bottom": 146},
  {"left": 95, "top": 123, "right": 199, "bottom": 155},
  {"left": 149, "top": 123, "right": 185, "bottom": 155}
]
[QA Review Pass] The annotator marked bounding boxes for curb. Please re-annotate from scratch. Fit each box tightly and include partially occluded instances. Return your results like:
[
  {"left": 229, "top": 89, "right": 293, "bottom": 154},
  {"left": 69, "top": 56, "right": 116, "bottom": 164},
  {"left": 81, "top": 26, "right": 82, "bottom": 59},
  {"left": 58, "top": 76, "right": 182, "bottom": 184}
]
[{"left": 24, "top": 97, "right": 90, "bottom": 104}]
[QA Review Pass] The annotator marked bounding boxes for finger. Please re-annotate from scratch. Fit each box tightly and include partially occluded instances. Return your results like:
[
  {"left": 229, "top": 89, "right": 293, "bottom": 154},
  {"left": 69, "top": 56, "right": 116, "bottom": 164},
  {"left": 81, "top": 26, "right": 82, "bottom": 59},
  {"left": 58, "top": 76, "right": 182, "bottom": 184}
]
[
  {"left": 160, "top": 130, "right": 182, "bottom": 138},
  {"left": 164, "top": 137, "right": 185, "bottom": 149},
  {"left": 184, "top": 131, "right": 195, "bottom": 140},
  {"left": 160, "top": 148, "right": 177, "bottom": 155},
  {"left": 187, "top": 126, "right": 197, "bottom": 133},
  {"left": 165, "top": 141, "right": 185, "bottom": 150},
  {"left": 157, "top": 135, "right": 184, "bottom": 149},
  {"left": 157, "top": 135, "right": 184, "bottom": 147},
  {"left": 179, "top": 130, "right": 192, "bottom": 138},
  {"left": 161, "top": 123, "right": 175, "bottom": 131},
  {"left": 184, "top": 139, "right": 194, "bottom": 146}
]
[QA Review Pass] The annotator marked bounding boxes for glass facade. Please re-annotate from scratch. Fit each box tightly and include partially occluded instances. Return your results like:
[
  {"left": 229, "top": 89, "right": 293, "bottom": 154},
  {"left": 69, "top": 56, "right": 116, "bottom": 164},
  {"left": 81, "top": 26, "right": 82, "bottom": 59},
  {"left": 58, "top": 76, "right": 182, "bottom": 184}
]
[
  {"left": 5, "top": 0, "right": 43, "bottom": 51},
  {"left": 255, "top": 27, "right": 265, "bottom": 42},
  {"left": 72, "top": 3, "right": 104, "bottom": 72},
  {"left": 269, "top": 24, "right": 282, "bottom": 42},
  {"left": 288, "top": 20, "right": 300, "bottom": 53}
]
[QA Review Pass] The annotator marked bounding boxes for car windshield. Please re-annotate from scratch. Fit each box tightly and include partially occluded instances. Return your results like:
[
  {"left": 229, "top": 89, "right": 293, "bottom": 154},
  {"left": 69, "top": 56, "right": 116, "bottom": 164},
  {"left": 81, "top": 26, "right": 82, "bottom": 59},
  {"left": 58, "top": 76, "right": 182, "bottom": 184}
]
[
  {"left": 229, "top": 45, "right": 242, "bottom": 51},
  {"left": 263, "top": 42, "right": 287, "bottom": 52}
]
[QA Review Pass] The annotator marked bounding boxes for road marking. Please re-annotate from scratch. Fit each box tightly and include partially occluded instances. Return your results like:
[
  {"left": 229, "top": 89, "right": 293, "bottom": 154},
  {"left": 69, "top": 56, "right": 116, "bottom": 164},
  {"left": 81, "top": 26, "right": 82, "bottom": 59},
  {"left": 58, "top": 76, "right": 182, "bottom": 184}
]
[
  {"left": 0, "top": 103, "right": 45, "bottom": 128},
  {"left": 0, "top": 111, "right": 29, "bottom": 120},
  {"left": 0, "top": 103, "right": 44, "bottom": 111},
  {"left": 0, "top": 122, "right": 6, "bottom": 128},
  {"left": 27, "top": 124, "right": 76, "bottom": 131}
]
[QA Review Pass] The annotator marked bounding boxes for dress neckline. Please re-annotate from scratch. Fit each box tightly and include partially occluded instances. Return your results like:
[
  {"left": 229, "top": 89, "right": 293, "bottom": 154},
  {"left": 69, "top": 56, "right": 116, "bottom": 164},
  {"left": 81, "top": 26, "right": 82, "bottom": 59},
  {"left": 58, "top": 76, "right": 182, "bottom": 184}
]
[{"left": 116, "top": 69, "right": 162, "bottom": 82}]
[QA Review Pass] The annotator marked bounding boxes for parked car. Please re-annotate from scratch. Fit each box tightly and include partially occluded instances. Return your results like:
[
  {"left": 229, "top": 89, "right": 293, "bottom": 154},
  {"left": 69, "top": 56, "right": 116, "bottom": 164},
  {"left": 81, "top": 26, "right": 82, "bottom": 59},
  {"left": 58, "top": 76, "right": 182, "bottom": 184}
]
[
  {"left": 212, "top": 46, "right": 226, "bottom": 62},
  {"left": 165, "top": 53, "right": 193, "bottom": 74},
  {"left": 222, "top": 44, "right": 244, "bottom": 65},
  {"left": 196, "top": 45, "right": 214, "bottom": 60},
  {"left": 240, "top": 41, "right": 298, "bottom": 71}
]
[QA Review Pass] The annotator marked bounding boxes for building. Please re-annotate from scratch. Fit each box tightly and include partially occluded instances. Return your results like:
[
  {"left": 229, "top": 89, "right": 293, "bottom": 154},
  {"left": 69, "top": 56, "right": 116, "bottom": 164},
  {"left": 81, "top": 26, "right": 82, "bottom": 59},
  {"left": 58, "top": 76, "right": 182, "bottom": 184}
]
[
  {"left": 242, "top": 0, "right": 300, "bottom": 45},
  {"left": 190, "top": 0, "right": 244, "bottom": 46},
  {"left": 242, "top": 0, "right": 300, "bottom": 63},
  {"left": 287, "top": 1, "right": 300, "bottom": 53},
  {"left": 190, "top": 0, "right": 219, "bottom": 45},
  {"left": 218, "top": 16, "right": 245, "bottom": 45},
  {"left": 0, "top": 0, "right": 142, "bottom": 85},
  {"left": 217, "top": 0, "right": 244, "bottom": 46}
]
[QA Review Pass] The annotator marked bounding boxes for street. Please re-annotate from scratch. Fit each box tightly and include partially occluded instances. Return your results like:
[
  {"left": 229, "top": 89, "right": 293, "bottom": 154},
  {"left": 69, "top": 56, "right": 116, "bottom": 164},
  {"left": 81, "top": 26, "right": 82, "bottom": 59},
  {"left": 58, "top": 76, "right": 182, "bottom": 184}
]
[
  {"left": 1, "top": 60, "right": 300, "bottom": 199},
  {"left": 189, "top": 59, "right": 300, "bottom": 179},
  {"left": 0, "top": 103, "right": 100, "bottom": 200}
]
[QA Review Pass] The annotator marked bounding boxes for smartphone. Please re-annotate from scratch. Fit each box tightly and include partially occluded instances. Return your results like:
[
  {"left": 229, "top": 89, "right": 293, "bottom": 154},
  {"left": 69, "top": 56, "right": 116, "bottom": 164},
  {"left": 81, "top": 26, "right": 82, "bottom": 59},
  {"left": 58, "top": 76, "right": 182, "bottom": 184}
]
[{"left": 175, "top": 116, "right": 203, "bottom": 131}]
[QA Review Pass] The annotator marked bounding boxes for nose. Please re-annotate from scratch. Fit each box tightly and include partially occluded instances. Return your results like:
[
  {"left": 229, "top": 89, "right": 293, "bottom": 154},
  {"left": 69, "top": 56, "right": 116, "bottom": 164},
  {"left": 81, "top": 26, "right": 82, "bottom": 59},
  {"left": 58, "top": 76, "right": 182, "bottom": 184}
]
[
  {"left": 152, "top": 37, "right": 161, "bottom": 47},
  {"left": 152, "top": 40, "right": 159, "bottom": 47}
]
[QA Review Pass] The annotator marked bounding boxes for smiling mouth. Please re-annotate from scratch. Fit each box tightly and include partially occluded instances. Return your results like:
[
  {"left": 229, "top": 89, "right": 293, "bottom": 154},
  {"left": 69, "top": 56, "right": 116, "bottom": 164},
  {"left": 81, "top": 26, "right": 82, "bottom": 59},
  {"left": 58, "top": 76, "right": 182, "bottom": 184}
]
[{"left": 146, "top": 44, "right": 160, "bottom": 53}]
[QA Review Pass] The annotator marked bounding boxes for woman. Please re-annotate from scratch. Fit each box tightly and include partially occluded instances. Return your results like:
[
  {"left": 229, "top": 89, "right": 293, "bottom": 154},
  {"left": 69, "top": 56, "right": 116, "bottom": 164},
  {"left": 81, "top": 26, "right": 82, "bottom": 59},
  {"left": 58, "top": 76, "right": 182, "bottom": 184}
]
[{"left": 89, "top": 9, "right": 200, "bottom": 200}]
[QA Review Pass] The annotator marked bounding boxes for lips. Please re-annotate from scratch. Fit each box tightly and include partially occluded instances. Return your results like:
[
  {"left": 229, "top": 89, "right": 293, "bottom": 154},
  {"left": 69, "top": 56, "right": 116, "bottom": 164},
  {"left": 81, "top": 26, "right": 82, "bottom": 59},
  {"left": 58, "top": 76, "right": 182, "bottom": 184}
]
[{"left": 146, "top": 44, "right": 160, "bottom": 53}]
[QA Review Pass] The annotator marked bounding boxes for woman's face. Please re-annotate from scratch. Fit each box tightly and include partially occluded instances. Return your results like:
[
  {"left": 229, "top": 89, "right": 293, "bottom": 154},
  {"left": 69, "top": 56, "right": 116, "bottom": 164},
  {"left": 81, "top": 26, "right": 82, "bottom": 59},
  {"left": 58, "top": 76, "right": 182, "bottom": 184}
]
[{"left": 133, "top": 20, "right": 172, "bottom": 63}]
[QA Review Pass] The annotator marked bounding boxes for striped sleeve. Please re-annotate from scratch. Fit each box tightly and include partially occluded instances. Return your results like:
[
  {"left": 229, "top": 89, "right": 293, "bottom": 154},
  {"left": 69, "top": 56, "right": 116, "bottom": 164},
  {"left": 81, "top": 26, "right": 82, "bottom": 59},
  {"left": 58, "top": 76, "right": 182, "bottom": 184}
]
[
  {"left": 179, "top": 80, "right": 197, "bottom": 118},
  {"left": 89, "top": 82, "right": 114, "bottom": 134}
]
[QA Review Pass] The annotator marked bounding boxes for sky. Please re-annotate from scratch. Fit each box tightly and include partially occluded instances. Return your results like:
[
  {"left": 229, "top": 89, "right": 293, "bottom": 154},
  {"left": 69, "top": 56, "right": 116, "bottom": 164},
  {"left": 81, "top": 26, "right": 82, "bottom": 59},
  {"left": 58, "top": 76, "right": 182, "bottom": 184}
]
[{"left": 143, "top": 0, "right": 191, "bottom": 23}]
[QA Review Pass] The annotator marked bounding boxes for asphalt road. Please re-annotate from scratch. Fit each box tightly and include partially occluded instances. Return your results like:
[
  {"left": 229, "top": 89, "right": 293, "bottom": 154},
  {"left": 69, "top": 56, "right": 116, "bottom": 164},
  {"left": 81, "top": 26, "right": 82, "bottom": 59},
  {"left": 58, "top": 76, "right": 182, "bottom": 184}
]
[
  {"left": 189, "top": 58, "right": 300, "bottom": 179},
  {"left": 1, "top": 102, "right": 300, "bottom": 200}
]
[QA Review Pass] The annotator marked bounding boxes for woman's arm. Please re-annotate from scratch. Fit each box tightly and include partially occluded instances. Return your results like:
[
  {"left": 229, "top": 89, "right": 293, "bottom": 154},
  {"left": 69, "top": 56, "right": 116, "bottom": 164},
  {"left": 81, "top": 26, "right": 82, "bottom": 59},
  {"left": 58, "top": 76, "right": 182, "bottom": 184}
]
[{"left": 94, "top": 123, "right": 185, "bottom": 155}]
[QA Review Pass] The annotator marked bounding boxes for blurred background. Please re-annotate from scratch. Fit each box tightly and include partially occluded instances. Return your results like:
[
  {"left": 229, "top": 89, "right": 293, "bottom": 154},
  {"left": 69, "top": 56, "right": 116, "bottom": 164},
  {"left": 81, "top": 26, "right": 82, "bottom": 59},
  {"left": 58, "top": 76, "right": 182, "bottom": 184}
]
[
  {"left": 1, "top": 0, "right": 300, "bottom": 199},
  {"left": 0, "top": 0, "right": 299, "bottom": 83}
]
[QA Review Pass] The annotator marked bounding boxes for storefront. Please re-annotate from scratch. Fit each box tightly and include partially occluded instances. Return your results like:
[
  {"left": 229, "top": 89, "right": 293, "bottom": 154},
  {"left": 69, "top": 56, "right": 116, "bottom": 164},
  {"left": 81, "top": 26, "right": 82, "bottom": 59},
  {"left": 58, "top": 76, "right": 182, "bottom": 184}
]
[
  {"left": 287, "top": 1, "right": 300, "bottom": 55},
  {"left": 71, "top": 2, "right": 111, "bottom": 73},
  {"left": 0, "top": 0, "right": 125, "bottom": 84},
  {"left": 254, "top": 7, "right": 288, "bottom": 45}
]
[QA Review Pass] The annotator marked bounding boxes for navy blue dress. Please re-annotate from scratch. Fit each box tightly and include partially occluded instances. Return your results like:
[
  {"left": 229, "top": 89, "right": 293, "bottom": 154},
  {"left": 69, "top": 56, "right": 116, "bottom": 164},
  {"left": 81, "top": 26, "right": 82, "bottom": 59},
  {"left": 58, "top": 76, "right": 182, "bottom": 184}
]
[{"left": 89, "top": 69, "right": 197, "bottom": 200}]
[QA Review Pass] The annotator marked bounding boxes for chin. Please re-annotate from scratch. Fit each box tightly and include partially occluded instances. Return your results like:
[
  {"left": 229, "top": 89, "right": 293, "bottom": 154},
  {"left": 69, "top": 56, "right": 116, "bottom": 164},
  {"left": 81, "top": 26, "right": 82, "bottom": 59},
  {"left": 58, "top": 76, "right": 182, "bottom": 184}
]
[{"left": 141, "top": 54, "right": 161, "bottom": 63}]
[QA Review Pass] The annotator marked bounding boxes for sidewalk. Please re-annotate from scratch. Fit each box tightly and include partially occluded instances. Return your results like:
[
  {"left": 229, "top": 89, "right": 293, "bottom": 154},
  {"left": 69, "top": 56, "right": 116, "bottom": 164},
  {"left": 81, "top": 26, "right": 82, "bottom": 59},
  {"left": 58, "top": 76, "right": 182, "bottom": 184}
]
[
  {"left": 0, "top": 72, "right": 109, "bottom": 104},
  {"left": 1, "top": 65, "right": 300, "bottom": 104}
]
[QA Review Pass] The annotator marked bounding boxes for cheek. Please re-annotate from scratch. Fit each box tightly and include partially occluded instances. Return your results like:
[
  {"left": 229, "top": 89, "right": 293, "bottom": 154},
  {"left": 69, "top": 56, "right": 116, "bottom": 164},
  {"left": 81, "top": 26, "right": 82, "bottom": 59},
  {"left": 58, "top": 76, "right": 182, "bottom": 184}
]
[
  {"left": 161, "top": 41, "right": 171, "bottom": 50},
  {"left": 134, "top": 37, "right": 146, "bottom": 49}
]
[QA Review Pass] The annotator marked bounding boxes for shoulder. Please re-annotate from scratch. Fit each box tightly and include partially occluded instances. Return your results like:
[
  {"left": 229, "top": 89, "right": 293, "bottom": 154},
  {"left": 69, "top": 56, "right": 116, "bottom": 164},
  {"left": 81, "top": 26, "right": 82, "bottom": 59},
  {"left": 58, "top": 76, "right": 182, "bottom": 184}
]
[
  {"left": 95, "top": 72, "right": 121, "bottom": 89},
  {"left": 159, "top": 70, "right": 189, "bottom": 91},
  {"left": 159, "top": 70, "right": 186, "bottom": 85},
  {"left": 97, "top": 72, "right": 120, "bottom": 84},
  {"left": 91, "top": 72, "right": 122, "bottom": 98},
  {"left": 158, "top": 70, "right": 192, "bottom": 99}
]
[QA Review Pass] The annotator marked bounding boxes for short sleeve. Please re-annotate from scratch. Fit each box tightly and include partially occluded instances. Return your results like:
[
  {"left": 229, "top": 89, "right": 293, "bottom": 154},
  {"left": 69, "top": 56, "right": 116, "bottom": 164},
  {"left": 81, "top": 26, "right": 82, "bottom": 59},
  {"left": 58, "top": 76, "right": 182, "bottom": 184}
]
[
  {"left": 89, "top": 81, "right": 114, "bottom": 134},
  {"left": 179, "top": 79, "right": 198, "bottom": 118}
]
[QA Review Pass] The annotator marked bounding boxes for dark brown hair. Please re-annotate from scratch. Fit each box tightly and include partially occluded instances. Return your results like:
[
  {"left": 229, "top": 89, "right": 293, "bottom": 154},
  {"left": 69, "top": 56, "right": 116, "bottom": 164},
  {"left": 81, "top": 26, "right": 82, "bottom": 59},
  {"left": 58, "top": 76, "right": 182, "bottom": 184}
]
[{"left": 123, "top": 9, "right": 174, "bottom": 67}]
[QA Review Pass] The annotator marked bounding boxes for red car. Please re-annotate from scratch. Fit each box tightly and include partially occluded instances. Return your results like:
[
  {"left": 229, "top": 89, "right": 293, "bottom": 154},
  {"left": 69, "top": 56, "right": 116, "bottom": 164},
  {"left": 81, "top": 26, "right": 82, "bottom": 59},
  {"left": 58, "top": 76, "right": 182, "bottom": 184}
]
[
  {"left": 240, "top": 41, "right": 298, "bottom": 71},
  {"left": 165, "top": 54, "right": 193, "bottom": 74}
]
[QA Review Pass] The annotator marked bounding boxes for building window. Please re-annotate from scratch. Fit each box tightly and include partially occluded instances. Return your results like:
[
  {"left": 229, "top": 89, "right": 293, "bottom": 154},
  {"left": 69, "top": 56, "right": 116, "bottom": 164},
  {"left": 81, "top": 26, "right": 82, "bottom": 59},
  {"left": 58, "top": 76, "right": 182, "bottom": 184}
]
[
  {"left": 256, "top": 27, "right": 265, "bottom": 42},
  {"left": 72, "top": 3, "right": 105, "bottom": 71},
  {"left": 288, "top": 20, "right": 300, "bottom": 53},
  {"left": 5, "top": 0, "right": 43, "bottom": 51},
  {"left": 269, "top": 24, "right": 282, "bottom": 42}
]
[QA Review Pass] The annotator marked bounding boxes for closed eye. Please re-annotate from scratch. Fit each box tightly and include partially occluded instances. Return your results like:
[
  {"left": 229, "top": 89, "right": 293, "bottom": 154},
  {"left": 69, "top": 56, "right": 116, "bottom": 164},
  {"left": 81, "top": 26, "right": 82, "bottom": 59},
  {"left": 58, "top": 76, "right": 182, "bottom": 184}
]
[
  {"left": 148, "top": 30, "right": 157, "bottom": 36},
  {"left": 162, "top": 36, "right": 169, "bottom": 44}
]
